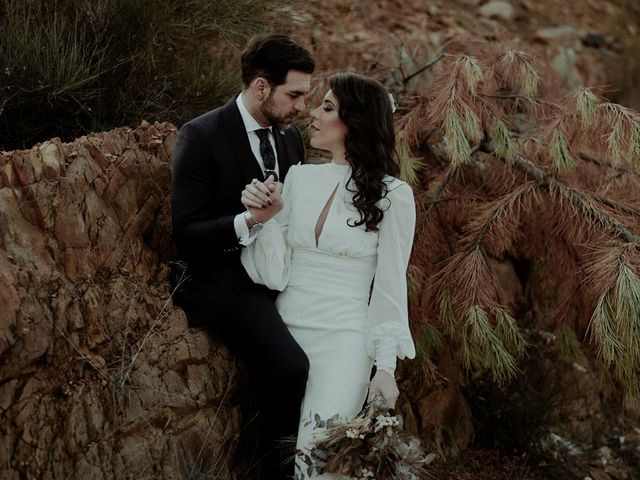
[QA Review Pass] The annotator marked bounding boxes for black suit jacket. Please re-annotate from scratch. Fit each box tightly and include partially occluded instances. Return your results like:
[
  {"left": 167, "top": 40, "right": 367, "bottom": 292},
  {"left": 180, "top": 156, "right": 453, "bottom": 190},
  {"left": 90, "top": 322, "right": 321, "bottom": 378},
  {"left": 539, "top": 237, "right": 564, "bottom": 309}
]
[{"left": 171, "top": 96, "right": 305, "bottom": 325}]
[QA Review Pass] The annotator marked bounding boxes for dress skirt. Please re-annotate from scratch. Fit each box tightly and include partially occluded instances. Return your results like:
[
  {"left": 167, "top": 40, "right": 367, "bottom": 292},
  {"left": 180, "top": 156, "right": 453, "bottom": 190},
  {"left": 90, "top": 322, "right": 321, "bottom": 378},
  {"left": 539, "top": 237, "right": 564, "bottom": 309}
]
[{"left": 276, "top": 248, "right": 377, "bottom": 479}]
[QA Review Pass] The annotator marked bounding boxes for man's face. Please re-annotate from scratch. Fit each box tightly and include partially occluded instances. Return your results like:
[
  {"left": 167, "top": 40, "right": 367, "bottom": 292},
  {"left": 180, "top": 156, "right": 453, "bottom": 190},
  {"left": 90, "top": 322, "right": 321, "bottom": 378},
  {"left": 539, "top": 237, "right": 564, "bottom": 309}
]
[{"left": 260, "top": 70, "right": 311, "bottom": 129}]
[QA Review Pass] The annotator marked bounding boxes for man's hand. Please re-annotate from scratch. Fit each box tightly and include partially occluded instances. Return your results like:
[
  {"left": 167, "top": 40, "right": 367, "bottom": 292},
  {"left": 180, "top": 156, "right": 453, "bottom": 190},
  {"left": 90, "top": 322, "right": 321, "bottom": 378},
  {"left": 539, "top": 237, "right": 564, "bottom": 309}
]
[
  {"left": 367, "top": 370, "right": 399, "bottom": 409},
  {"left": 242, "top": 175, "right": 284, "bottom": 224}
]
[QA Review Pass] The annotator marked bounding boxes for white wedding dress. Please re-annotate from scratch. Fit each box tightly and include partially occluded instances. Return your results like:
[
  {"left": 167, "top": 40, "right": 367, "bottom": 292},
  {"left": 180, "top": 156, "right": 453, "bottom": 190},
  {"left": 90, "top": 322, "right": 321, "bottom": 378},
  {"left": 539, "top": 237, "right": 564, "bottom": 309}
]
[{"left": 241, "top": 161, "right": 416, "bottom": 479}]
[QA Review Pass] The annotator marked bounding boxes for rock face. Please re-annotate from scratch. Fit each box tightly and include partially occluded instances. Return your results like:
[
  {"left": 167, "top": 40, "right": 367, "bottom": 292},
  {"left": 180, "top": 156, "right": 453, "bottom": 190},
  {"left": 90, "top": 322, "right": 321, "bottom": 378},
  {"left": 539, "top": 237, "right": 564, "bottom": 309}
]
[{"left": 0, "top": 123, "right": 243, "bottom": 479}]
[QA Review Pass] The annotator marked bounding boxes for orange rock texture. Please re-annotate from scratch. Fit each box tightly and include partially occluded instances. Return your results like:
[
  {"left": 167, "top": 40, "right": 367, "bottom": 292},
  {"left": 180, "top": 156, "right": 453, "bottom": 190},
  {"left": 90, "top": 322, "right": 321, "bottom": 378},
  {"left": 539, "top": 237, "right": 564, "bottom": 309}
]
[{"left": 0, "top": 123, "right": 241, "bottom": 479}]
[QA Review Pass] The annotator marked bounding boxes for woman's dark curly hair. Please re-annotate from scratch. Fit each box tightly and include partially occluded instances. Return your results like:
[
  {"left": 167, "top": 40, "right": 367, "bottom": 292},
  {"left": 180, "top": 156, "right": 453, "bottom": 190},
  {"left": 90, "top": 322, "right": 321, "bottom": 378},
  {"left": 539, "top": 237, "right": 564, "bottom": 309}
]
[{"left": 329, "top": 72, "right": 399, "bottom": 231}]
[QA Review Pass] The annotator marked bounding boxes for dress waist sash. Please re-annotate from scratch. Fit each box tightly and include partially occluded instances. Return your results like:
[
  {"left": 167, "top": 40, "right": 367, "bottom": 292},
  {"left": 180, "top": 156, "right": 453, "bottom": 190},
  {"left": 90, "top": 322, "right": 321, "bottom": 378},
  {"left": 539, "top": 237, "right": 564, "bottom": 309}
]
[{"left": 287, "top": 247, "right": 376, "bottom": 300}]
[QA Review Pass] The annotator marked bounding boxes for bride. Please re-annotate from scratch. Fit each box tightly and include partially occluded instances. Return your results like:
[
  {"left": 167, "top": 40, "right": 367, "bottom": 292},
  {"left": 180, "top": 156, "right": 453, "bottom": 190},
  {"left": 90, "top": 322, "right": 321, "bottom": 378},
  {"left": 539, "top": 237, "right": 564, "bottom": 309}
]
[{"left": 240, "top": 72, "right": 416, "bottom": 478}]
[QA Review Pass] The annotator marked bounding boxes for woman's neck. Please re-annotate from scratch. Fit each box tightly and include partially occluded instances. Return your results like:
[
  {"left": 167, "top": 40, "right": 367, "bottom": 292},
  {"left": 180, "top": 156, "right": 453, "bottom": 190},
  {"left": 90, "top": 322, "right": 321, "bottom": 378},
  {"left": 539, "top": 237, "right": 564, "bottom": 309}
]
[{"left": 331, "top": 149, "right": 349, "bottom": 165}]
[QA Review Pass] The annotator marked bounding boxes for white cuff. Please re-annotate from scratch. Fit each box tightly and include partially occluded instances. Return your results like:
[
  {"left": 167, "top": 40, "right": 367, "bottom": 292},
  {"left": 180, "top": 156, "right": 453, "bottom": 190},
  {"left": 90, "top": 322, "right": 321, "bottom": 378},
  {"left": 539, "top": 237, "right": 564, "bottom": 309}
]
[
  {"left": 234, "top": 212, "right": 259, "bottom": 246},
  {"left": 374, "top": 337, "right": 397, "bottom": 376}
]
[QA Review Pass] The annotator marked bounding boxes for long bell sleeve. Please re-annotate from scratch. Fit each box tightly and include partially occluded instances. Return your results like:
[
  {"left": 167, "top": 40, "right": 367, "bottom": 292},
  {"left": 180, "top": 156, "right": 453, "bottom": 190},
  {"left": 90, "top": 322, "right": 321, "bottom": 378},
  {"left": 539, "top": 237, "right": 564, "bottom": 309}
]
[
  {"left": 367, "top": 181, "right": 417, "bottom": 373},
  {"left": 240, "top": 165, "right": 298, "bottom": 291}
]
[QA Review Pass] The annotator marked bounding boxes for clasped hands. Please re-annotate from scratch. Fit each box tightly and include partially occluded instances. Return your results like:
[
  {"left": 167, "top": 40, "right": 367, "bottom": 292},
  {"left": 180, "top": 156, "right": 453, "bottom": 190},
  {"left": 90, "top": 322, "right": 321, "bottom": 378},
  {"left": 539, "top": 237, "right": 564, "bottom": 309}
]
[{"left": 241, "top": 175, "right": 284, "bottom": 224}]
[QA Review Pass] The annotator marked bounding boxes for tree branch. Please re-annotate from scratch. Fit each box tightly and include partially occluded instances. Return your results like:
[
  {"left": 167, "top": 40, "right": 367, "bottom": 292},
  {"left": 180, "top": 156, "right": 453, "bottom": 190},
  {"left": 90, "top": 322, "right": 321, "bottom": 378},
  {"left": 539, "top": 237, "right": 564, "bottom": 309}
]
[
  {"left": 403, "top": 53, "right": 445, "bottom": 85},
  {"left": 402, "top": 38, "right": 488, "bottom": 85},
  {"left": 478, "top": 93, "right": 561, "bottom": 110},
  {"left": 510, "top": 154, "right": 639, "bottom": 243},
  {"left": 578, "top": 152, "right": 640, "bottom": 179}
]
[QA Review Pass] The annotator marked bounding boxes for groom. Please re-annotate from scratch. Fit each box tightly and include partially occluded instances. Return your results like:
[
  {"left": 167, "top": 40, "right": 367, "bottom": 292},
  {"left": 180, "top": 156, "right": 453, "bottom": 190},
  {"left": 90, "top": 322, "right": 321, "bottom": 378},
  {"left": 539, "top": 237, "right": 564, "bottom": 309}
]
[{"left": 170, "top": 34, "right": 314, "bottom": 479}]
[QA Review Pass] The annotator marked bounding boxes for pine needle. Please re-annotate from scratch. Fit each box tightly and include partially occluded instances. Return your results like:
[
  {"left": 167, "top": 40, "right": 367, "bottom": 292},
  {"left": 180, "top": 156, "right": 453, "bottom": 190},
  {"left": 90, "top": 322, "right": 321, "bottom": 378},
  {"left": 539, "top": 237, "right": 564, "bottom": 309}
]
[
  {"left": 495, "top": 309, "right": 527, "bottom": 359},
  {"left": 622, "top": 374, "right": 640, "bottom": 412},
  {"left": 444, "top": 107, "right": 472, "bottom": 166},
  {"left": 557, "top": 324, "right": 581, "bottom": 360},
  {"left": 629, "top": 121, "right": 640, "bottom": 168},
  {"left": 606, "top": 120, "right": 624, "bottom": 166},
  {"left": 463, "top": 106, "right": 482, "bottom": 144},
  {"left": 496, "top": 50, "right": 540, "bottom": 96},
  {"left": 458, "top": 55, "right": 483, "bottom": 95},
  {"left": 614, "top": 265, "right": 640, "bottom": 364},
  {"left": 463, "top": 305, "right": 518, "bottom": 384},
  {"left": 587, "top": 293, "right": 623, "bottom": 366},
  {"left": 407, "top": 273, "right": 419, "bottom": 302},
  {"left": 438, "top": 292, "right": 457, "bottom": 337},
  {"left": 420, "top": 322, "right": 444, "bottom": 356},
  {"left": 396, "top": 129, "right": 425, "bottom": 187},
  {"left": 576, "top": 88, "right": 599, "bottom": 128},
  {"left": 623, "top": 392, "right": 640, "bottom": 412},
  {"left": 550, "top": 128, "right": 575, "bottom": 170},
  {"left": 515, "top": 54, "right": 540, "bottom": 96},
  {"left": 489, "top": 118, "right": 515, "bottom": 161}
]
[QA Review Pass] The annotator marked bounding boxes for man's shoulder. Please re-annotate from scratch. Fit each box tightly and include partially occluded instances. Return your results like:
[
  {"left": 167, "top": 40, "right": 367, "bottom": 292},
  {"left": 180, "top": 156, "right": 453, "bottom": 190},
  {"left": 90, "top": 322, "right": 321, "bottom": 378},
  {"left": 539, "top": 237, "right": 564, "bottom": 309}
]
[
  {"left": 181, "top": 97, "right": 237, "bottom": 133},
  {"left": 184, "top": 106, "right": 224, "bottom": 130}
]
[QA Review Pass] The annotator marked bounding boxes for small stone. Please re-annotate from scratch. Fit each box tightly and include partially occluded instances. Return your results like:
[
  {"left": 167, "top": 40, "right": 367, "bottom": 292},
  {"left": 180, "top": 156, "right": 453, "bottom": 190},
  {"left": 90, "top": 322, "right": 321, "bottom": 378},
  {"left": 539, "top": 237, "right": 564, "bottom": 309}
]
[
  {"left": 534, "top": 26, "right": 578, "bottom": 42},
  {"left": 598, "top": 446, "right": 612, "bottom": 460},
  {"left": 552, "top": 47, "right": 583, "bottom": 90},
  {"left": 479, "top": 1, "right": 515, "bottom": 20}
]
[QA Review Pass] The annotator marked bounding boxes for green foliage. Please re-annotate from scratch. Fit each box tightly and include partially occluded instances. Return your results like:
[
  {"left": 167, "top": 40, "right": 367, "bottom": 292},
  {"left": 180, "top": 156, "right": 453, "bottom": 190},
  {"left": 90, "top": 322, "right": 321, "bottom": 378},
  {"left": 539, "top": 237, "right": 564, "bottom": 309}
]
[
  {"left": 557, "top": 325, "right": 581, "bottom": 361},
  {"left": 444, "top": 108, "right": 472, "bottom": 167},
  {"left": 462, "top": 305, "right": 518, "bottom": 384},
  {"left": 576, "top": 87, "right": 599, "bottom": 127},
  {"left": 550, "top": 128, "right": 575, "bottom": 170},
  {"left": 495, "top": 309, "right": 527, "bottom": 359},
  {"left": 489, "top": 118, "right": 515, "bottom": 161},
  {"left": 0, "top": 0, "right": 300, "bottom": 150},
  {"left": 417, "top": 322, "right": 444, "bottom": 357},
  {"left": 438, "top": 292, "right": 457, "bottom": 337},
  {"left": 396, "top": 130, "right": 425, "bottom": 187}
]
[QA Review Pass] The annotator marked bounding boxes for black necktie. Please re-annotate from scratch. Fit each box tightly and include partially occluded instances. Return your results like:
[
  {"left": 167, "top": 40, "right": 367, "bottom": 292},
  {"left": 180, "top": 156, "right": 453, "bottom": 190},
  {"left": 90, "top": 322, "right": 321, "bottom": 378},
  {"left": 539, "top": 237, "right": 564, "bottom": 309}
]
[{"left": 256, "top": 128, "right": 278, "bottom": 181}]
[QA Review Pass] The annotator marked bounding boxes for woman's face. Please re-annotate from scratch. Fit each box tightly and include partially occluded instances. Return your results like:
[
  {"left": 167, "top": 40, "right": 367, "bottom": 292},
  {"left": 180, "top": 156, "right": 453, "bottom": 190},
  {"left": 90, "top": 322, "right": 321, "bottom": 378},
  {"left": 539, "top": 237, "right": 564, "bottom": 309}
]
[{"left": 309, "top": 89, "right": 348, "bottom": 154}]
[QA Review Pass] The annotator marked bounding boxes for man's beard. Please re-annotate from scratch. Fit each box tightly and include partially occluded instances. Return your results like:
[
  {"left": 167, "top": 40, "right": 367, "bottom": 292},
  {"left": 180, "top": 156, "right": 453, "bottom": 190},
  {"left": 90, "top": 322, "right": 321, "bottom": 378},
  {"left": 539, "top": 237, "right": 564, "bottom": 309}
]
[{"left": 260, "top": 91, "right": 297, "bottom": 129}]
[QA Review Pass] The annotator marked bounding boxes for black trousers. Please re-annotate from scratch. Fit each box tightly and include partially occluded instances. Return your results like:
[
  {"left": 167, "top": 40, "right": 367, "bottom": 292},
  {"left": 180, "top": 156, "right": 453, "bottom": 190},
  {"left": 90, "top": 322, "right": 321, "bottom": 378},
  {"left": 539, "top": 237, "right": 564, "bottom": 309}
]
[{"left": 214, "top": 285, "right": 309, "bottom": 480}]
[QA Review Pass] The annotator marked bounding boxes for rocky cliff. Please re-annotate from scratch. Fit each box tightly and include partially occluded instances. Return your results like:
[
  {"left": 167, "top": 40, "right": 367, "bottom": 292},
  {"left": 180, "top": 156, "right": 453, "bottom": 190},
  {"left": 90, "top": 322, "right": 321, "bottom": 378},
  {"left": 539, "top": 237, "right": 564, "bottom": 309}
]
[{"left": 0, "top": 123, "right": 246, "bottom": 479}]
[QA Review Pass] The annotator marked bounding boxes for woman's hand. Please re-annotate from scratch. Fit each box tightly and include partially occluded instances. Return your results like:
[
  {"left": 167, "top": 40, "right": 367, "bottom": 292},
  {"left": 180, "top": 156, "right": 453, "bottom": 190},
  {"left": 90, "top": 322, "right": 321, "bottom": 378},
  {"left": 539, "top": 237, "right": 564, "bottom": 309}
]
[
  {"left": 367, "top": 370, "right": 399, "bottom": 409},
  {"left": 241, "top": 175, "right": 284, "bottom": 224}
]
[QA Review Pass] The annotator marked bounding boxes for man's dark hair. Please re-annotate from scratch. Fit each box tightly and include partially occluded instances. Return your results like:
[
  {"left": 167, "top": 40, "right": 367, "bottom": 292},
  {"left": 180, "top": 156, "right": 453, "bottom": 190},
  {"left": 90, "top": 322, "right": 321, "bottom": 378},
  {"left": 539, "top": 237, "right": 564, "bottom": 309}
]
[{"left": 241, "top": 34, "right": 315, "bottom": 88}]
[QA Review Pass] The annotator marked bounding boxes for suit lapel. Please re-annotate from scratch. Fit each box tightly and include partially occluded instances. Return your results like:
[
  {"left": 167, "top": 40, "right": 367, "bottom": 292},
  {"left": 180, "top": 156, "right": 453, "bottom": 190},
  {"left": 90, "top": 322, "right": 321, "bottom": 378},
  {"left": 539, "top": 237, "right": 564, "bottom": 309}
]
[
  {"left": 274, "top": 127, "right": 292, "bottom": 181},
  {"left": 221, "top": 96, "right": 263, "bottom": 184}
]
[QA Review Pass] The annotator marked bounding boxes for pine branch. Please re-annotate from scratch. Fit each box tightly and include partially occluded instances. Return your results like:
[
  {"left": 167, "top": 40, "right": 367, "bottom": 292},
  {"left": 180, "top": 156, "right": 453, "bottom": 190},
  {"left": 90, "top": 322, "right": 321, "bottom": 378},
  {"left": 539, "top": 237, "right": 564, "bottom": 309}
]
[
  {"left": 424, "top": 167, "right": 455, "bottom": 219},
  {"left": 589, "top": 193, "right": 640, "bottom": 218},
  {"left": 508, "top": 154, "right": 639, "bottom": 243},
  {"left": 479, "top": 93, "right": 561, "bottom": 111},
  {"left": 402, "top": 52, "right": 445, "bottom": 85},
  {"left": 579, "top": 152, "right": 640, "bottom": 179},
  {"left": 470, "top": 181, "right": 540, "bottom": 250},
  {"left": 402, "top": 38, "right": 488, "bottom": 85}
]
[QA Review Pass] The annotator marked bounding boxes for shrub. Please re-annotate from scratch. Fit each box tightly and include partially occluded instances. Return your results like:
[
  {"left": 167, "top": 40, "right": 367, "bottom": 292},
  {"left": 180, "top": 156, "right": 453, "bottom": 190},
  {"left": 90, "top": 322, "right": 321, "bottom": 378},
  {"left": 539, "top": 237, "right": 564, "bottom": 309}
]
[{"left": 0, "top": 0, "right": 301, "bottom": 150}]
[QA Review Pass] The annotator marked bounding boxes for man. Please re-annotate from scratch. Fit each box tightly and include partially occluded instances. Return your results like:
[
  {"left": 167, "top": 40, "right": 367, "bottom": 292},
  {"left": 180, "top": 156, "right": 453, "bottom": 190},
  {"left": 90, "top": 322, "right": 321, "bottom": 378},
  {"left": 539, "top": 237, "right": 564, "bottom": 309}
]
[{"left": 170, "top": 34, "right": 314, "bottom": 479}]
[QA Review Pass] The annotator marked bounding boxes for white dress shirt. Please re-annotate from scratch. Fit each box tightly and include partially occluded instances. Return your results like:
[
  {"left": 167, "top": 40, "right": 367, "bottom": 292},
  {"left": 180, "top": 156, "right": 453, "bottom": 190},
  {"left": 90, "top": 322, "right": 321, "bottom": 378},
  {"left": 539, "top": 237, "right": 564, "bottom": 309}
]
[{"left": 233, "top": 92, "right": 280, "bottom": 242}]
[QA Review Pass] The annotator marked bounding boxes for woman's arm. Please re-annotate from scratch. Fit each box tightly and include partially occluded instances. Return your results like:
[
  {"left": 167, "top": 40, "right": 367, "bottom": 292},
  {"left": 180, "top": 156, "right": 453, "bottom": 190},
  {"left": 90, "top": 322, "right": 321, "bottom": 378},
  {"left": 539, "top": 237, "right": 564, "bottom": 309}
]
[{"left": 365, "top": 181, "right": 417, "bottom": 407}]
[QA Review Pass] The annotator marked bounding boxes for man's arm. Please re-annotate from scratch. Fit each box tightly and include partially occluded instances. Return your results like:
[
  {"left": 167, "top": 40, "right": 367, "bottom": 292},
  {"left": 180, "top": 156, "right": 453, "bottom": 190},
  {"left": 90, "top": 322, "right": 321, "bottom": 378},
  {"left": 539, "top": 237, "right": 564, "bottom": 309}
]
[{"left": 171, "top": 121, "right": 240, "bottom": 255}]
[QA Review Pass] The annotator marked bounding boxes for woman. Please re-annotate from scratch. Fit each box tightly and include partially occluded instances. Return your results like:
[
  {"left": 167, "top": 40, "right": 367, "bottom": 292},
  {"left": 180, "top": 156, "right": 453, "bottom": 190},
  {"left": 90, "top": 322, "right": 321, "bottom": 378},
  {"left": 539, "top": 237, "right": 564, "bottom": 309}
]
[{"left": 240, "top": 72, "right": 416, "bottom": 478}]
